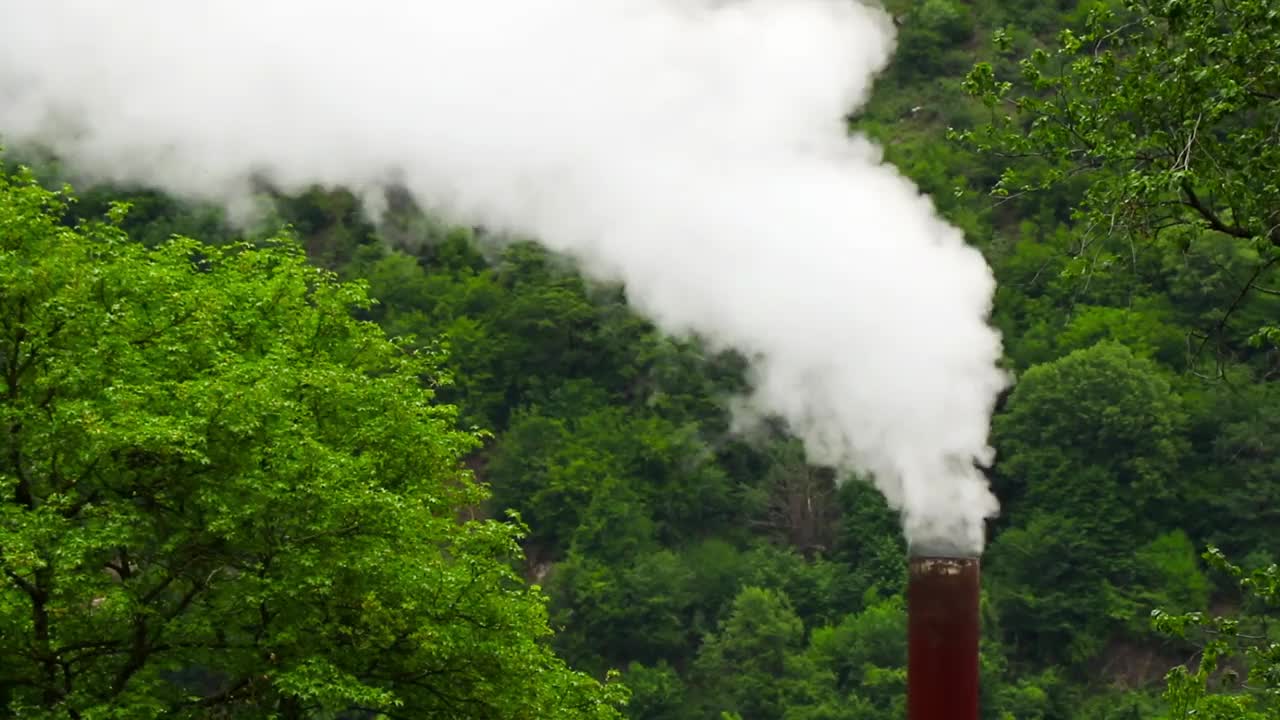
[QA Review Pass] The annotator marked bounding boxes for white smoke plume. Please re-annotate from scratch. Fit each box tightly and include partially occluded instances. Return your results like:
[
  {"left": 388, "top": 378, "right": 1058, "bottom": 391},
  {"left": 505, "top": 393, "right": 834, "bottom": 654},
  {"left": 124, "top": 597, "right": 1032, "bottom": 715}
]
[{"left": 0, "top": 0, "right": 1008, "bottom": 555}]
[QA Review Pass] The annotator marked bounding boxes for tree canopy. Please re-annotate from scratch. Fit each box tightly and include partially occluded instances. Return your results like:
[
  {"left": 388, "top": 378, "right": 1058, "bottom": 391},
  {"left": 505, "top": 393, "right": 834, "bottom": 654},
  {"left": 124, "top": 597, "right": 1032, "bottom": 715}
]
[
  {"left": 956, "top": 0, "right": 1280, "bottom": 359},
  {"left": 0, "top": 168, "right": 623, "bottom": 719}
]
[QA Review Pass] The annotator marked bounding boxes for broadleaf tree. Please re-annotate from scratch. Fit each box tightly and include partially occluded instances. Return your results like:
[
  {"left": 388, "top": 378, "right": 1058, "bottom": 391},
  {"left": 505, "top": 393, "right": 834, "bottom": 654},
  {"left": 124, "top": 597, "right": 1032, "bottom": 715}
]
[
  {"left": 1152, "top": 548, "right": 1279, "bottom": 719},
  {"left": 0, "top": 166, "right": 625, "bottom": 719},
  {"left": 955, "top": 0, "right": 1280, "bottom": 358}
]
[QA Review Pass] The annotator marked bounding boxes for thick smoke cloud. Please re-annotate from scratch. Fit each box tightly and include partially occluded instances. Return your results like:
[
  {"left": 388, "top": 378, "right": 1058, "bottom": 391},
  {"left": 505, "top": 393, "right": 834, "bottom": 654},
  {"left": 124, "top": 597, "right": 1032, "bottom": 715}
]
[{"left": 0, "top": 0, "right": 1008, "bottom": 554}]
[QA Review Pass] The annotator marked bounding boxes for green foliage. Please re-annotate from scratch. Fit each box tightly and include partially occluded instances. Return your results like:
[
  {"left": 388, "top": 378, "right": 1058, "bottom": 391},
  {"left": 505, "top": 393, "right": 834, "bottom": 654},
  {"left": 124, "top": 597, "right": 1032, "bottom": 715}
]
[
  {"left": 691, "top": 587, "right": 810, "bottom": 720},
  {"left": 487, "top": 402, "right": 733, "bottom": 552},
  {"left": 953, "top": 0, "right": 1280, "bottom": 706},
  {"left": 831, "top": 481, "right": 907, "bottom": 603},
  {"left": 0, "top": 168, "right": 622, "bottom": 719},
  {"left": 958, "top": 0, "right": 1280, "bottom": 356},
  {"left": 1181, "top": 381, "right": 1280, "bottom": 559},
  {"left": 994, "top": 342, "right": 1187, "bottom": 527},
  {"left": 269, "top": 186, "right": 379, "bottom": 269},
  {"left": 1054, "top": 303, "right": 1186, "bottom": 365},
  {"left": 988, "top": 343, "right": 1190, "bottom": 666},
  {"left": 737, "top": 544, "right": 860, "bottom": 630},
  {"left": 1152, "top": 548, "right": 1280, "bottom": 718},
  {"left": 1131, "top": 531, "right": 1211, "bottom": 616},
  {"left": 890, "top": 0, "right": 977, "bottom": 80},
  {"left": 549, "top": 549, "right": 698, "bottom": 672},
  {"left": 802, "top": 596, "right": 906, "bottom": 712},
  {"left": 621, "top": 662, "right": 692, "bottom": 720}
]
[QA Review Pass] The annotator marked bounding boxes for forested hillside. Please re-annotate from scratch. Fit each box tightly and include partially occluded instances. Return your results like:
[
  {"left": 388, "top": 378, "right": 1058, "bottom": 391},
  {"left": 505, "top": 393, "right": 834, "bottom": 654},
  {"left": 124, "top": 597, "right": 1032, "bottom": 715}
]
[{"left": 3, "top": 0, "right": 1278, "bottom": 718}]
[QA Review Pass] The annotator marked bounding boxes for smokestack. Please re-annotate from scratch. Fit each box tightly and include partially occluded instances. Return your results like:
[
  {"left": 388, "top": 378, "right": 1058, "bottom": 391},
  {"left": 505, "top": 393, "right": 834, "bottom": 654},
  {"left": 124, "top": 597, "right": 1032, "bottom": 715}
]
[{"left": 907, "top": 554, "right": 980, "bottom": 720}]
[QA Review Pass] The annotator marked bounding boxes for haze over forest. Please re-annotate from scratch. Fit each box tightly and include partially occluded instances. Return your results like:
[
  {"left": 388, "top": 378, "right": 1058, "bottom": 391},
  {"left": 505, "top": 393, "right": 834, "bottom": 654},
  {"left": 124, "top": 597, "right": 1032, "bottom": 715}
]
[{"left": 1, "top": 0, "right": 1278, "bottom": 719}]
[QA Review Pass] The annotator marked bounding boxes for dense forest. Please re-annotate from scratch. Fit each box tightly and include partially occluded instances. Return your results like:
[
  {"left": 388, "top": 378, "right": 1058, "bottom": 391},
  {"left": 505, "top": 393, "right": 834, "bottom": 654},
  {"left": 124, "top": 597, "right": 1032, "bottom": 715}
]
[{"left": 3, "top": 0, "right": 1279, "bottom": 718}]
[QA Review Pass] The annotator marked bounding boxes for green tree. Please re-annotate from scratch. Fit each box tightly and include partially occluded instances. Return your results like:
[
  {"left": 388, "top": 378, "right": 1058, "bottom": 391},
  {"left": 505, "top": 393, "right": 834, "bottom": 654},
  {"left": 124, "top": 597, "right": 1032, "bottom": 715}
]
[
  {"left": 801, "top": 597, "right": 906, "bottom": 719},
  {"left": 890, "top": 0, "right": 976, "bottom": 80},
  {"left": 0, "top": 168, "right": 623, "bottom": 719},
  {"left": 488, "top": 402, "right": 733, "bottom": 553},
  {"left": 987, "top": 343, "right": 1188, "bottom": 665},
  {"left": 1122, "top": 531, "right": 1211, "bottom": 626},
  {"left": 548, "top": 549, "right": 697, "bottom": 673},
  {"left": 831, "top": 481, "right": 907, "bottom": 605},
  {"left": 692, "top": 587, "right": 813, "bottom": 720},
  {"left": 738, "top": 544, "right": 860, "bottom": 631},
  {"left": 958, "top": 0, "right": 1280, "bottom": 354},
  {"left": 1152, "top": 548, "right": 1280, "bottom": 718},
  {"left": 269, "top": 185, "right": 379, "bottom": 269},
  {"left": 619, "top": 661, "right": 693, "bottom": 720},
  {"left": 1181, "top": 380, "right": 1280, "bottom": 559},
  {"left": 993, "top": 343, "right": 1187, "bottom": 530}
]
